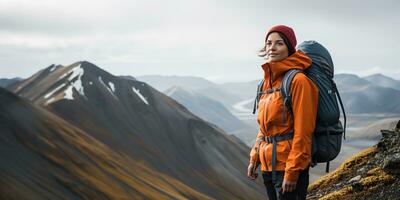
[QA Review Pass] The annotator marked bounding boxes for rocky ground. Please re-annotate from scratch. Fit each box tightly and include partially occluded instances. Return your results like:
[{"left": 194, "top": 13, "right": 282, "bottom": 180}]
[{"left": 307, "top": 120, "right": 400, "bottom": 200}]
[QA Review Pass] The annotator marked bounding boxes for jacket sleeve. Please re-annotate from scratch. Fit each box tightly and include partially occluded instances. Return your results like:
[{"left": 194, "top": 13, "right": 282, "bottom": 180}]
[
  {"left": 284, "top": 73, "right": 318, "bottom": 182},
  {"left": 249, "top": 130, "right": 264, "bottom": 164}
]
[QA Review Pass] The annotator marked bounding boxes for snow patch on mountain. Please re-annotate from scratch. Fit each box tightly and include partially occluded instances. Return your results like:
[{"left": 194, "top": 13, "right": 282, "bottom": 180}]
[
  {"left": 132, "top": 87, "right": 149, "bottom": 105},
  {"left": 64, "top": 86, "right": 74, "bottom": 100},
  {"left": 44, "top": 83, "right": 66, "bottom": 99},
  {"left": 99, "top": 77, "right": 111, "bottom": 93},
  {"left": 98, "top": 77, "right": 118, "bottom": 99},
  {"left": 45, "top": 97, "right": 56, "bottom": 105},
  {"left": 50, "top": 65, "right": 57, "bottom": 72},
  {"left": 68, "top": 65, "right": 83, "bottom": 81},
  {"left": 108, "top": 82, "right": 115, "bottom": 93},
  {"left": 53, "top": 64, "right": 86, "bottom": 101},
  {"left": 58, "top": 64, "right": 82, "bottom": 80}
]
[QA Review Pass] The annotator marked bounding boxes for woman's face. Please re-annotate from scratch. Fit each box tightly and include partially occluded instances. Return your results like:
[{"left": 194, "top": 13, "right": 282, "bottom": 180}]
[{"left": 265, "top": 32, "right": 289, "bottom": 62}]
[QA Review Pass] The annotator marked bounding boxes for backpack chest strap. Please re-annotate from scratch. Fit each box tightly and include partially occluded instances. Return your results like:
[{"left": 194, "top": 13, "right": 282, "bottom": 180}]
[{"left": 259, "top": 87, "right": 281, "bottom": 94}]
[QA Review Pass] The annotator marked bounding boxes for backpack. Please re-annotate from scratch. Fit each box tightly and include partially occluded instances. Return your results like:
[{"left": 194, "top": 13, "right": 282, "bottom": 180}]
[{"left": 252, "top": 40, "right": 346, "bottom": 172}]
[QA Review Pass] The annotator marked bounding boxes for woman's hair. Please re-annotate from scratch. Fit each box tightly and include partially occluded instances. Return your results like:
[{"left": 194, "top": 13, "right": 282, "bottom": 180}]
[{"left": 258, "top": 32, "right": 295, "bottom": 58}]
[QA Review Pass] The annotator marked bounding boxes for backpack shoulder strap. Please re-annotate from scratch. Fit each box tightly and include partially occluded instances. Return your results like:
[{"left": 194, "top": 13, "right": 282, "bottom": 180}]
[
  {"left": 333, "top": 81, "right": 347, "bottom": 139},
  {"left": 280, "top": 69, "right": 302, "bottom": 111},
  {"left": 252, "top": 79, "right": 265, "bottom": 114}
]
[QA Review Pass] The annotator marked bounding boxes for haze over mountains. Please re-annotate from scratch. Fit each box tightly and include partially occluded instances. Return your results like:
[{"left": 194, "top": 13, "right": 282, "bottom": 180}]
[
  {"left": 2, "top": 62, "right": 266, "bottom": 199},
  {"left": 164, "top": 86, "right": 257, "bottom": 145},
  {"left": 137, "top": 75, "right": 243, "bottom": 106},
  {"left": 138, "top": 73, "right": 400, "bottom": 114}
]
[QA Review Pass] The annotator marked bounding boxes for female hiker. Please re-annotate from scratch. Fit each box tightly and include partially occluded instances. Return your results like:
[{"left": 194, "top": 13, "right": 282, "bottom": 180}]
[{"left": 247, "top": 25, "right": 318, "bottom": 200}]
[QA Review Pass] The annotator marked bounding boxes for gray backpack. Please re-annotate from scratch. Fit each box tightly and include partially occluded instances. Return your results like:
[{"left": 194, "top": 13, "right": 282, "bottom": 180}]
[{"left": 253, "top": 40, "right": 346, "bottom": 172}]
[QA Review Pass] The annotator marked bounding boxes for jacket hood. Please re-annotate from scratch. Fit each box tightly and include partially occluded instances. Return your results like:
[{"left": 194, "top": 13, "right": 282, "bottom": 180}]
[{"left": 261, "top": 50, "right": 312, "bottom": 83}]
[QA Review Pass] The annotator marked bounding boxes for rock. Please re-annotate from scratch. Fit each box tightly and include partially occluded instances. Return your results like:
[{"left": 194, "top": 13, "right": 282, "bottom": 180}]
[
  {"left": 381, "top": 129, "right": 395, "bottom": 138},
  {"left": 349, "top": 175, "right": 361, "bottom": 183},
  {"left": 351, "top": 182, "right": 364, "bottom": 192},
  {"left": 395, "top": 120, "right": 400, "bottom": 131},
  {"left": 377, "top": 140, "right": 387, "bottom": 151},
  {"left": 357, "top": 167, "right": 366, "bottom": 173},
  {"left": 383, "top": 153, "right": 400, "bottom": 174}
]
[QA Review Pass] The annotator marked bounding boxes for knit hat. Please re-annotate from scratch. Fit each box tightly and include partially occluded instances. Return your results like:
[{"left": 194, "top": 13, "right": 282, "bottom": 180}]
[{"left": 266, "top": 25, "right": 297, "bottom": 53}]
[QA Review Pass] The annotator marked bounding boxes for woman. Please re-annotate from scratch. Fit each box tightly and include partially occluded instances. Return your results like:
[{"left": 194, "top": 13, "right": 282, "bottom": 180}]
[{"left": 247, "top": 25, "right": 319, "bottom": 200}]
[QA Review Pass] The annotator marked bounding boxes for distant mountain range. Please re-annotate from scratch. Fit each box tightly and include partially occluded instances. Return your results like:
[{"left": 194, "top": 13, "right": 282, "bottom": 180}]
[
  {"left": 139, "top": 73, "right": 400, "bottom": 114},
  {"left": 3, "top": 62, "right": 265, "bottom": 199},
  {"left": 0, "top": 77, "right": 22, "bottom": 88},
  {"left": 348, "top": 117, "right": 399, "bottom": 141},
  {"left": 363, "top": 73, "right": 400, "bottom": 90},
  {"left": 165, "top": 85, "right": 257, "bottom": 145},
  {"left": 334, "top": 74, "right": 400, "bottom": 113},
  {"left": 137, "top": 75, "right": 244, "bottom": 106}
]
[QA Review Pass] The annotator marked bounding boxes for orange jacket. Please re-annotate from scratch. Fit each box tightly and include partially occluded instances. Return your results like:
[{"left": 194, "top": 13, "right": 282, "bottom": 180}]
[{"left": 250, "top": 50, "right": 319, "bottom": 182}]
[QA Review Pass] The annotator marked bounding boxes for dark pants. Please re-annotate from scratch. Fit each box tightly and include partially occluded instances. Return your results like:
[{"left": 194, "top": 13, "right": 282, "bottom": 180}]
[{"left": 262, "top": 167, "right": 309, "bottom": 200}]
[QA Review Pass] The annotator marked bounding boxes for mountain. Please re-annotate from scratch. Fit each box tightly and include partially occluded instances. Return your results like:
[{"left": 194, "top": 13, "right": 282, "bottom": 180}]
[
  {"left": 348, "top": 117, "right": 400, "bottom": 141},
  {"left": 334, "top": 74, "right": 371, "bottom": 92},
  {"left": 219, "top": 80, "right": 260, "bottom": 101},
  {"left": 308, "top": 120, "right": 400, "bottom": 199},
  {"left": 334, "top": 74, "right": 400, "bottom": 113},
  {"left": 0, "top": 77, "right": 22, "bottom": 88},
  {"left": 363, "top": 73, "right": 400, "bottom": 91},
  {"left": 0, "top": 87, "right": 223, "bottom": 199},
  {"left": 165, "top": 86, "right": 258, "bottom": 145},
  {"left": 137, "top": 75, "right": 243, "bottom": 106},
  {"left": 6, "top": 61, "right": 265, "bottom": 199}
]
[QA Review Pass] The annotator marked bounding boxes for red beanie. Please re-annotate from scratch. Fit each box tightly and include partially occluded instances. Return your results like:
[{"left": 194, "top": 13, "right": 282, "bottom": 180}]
[{"left": 266, "top": 25, "right": 297, "bottom": 51}]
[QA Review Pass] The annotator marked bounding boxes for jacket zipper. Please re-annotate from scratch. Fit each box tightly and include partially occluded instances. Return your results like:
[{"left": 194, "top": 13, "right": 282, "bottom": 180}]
[
  {"left": 263, "top": 94, "right": 271, "bottom": 136},
  {"left": 268, "top": 66, "right": 273, "bottom": 89},
  {"left": 264, "top": 65, "right": 273, "bottom": 134}
]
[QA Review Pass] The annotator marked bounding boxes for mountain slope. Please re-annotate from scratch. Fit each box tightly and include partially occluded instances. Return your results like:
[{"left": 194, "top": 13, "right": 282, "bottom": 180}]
[
  {"left": 308, "top": 121, "right": 400, "bottom": 199},
  {"left": 8, "top": 61, "right": 265, "bottom": 199},
  {"left": 219, "top": 80, "right": 260, "bottom": 101},
  {"left": 0, "top": 87, "right": 218, "bottom": 199},
  {"left": 165, "top": 86, "right": 257, "bottom": 145}
]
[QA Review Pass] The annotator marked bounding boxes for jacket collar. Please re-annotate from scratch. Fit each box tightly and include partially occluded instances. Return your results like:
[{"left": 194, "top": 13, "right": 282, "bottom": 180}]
[{"left": 261, "top": 50, "right": 312, "bottom": 83}]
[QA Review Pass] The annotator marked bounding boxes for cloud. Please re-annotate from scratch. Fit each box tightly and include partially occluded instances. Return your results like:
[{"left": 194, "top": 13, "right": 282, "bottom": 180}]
[{"left": 0, "top": 0, "right": 399, "bottom": 82}]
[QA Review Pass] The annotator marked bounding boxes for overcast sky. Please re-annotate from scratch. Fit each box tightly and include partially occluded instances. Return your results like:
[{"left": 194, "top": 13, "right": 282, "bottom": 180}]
[{"left": 0, "top": 0, "right": 399, "bottom": 83}]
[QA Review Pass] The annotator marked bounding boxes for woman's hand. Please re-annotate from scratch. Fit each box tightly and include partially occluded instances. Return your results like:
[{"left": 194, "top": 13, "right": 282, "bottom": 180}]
[
  {"left": 247, "top": 163, "right": 258, "bottom": 180},
  {"left": 282, "top": 179, "right": 297, "bottom": 193}
]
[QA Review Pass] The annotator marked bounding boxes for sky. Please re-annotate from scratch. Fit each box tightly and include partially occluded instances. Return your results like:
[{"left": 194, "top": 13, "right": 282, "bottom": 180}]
[{"left": 0, "top": 0, "right": 400, "bottom": 83}]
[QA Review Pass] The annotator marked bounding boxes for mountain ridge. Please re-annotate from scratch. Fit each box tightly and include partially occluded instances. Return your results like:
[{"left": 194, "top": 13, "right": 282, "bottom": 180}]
[{"left": 6, "top": 61, "right": 266, "bottom": 199}]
